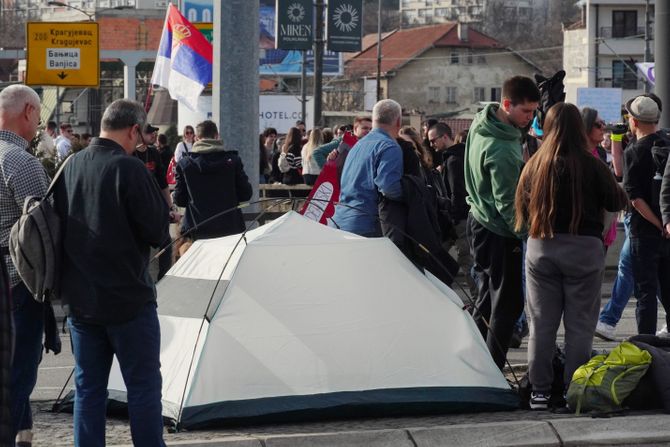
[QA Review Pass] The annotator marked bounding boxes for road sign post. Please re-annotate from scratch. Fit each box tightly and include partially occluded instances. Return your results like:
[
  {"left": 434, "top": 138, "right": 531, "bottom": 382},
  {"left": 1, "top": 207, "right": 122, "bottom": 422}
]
[{"left": 26, "top": 22, "right": 100, "bottom": 87}]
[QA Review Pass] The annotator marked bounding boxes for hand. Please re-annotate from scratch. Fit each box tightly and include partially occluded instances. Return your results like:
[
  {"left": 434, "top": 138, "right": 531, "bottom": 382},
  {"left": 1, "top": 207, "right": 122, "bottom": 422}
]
[
  {"left": 169, "top": 210, "right": 181, "bottom": 224},
  {"left": 665, "top": 224, "right": 670, "bottom": 238},
  {"left": 326, "top": 149, "right": 338, "bottom": 161}
]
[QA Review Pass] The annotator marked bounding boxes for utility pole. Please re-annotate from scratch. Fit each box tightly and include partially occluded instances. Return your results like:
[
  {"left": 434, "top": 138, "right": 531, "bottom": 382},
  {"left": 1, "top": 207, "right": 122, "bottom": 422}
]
[
  {"left": 376, "top": 0, "right": 382, "bottom": 101},
  {"left": 213, "top": 1, "right": 259, "bottom": 200},
  {"left": 301, "top": 50, "right": 307, "bottom": 122},
  {"left": 644, "top": 0, "right": 652, "bottom": 94},
  {"left": 657, "top": 0, "right": 670, "bottom": 129},
  {"left": 313, "top": 0, "right": 324, "bottom": 127}
]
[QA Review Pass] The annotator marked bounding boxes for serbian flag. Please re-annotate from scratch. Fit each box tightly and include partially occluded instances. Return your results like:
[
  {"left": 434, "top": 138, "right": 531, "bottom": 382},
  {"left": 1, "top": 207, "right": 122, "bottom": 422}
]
[
  {"left": 151, "top": 3, "right": 213, "bottom": 110},
  {"left": 300, "top": 132, "right": 358, "bottom": 224}
]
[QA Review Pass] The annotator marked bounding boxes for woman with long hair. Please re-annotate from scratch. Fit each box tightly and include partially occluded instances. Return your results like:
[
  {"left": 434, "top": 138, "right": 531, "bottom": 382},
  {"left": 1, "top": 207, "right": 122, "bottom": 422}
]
[
  {"left": 174, "top": 125, "right": 195, "bottom": 162},
  {"left": 301, "top": 127, "right": 324, "bottom": 185},
  {"left": 399, "top": 125, "right": 433, "bottom": 174},
  {"left": 514, "top": 103, "right": 627, "bottom": 411},
  {"left": 278, "top": 127, "right": 304, "bottom": 185}
]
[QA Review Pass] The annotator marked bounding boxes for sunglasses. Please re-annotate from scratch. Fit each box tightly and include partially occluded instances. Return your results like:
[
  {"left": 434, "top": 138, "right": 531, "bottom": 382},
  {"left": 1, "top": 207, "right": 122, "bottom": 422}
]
[
  {"left": 184, "top": 131, "right": 194, "bottom": 135},
  {"left": 593, "top": 121, "right": 606, "bottom": 130}
]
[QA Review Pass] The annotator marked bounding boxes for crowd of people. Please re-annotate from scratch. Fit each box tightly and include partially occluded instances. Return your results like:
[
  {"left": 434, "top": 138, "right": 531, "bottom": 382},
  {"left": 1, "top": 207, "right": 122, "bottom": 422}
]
[{"left": 2, "top": 72, "right": 670, "bottom": 445}]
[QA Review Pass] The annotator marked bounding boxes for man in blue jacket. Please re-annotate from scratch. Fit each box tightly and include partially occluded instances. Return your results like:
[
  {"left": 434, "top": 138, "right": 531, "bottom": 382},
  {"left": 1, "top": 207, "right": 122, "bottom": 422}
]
[
  {"left": 332, "top": 99, "right": 403, "bottom": 236},
  {"left": 55, "top": 99, "right": 168, "bottom": 446}
]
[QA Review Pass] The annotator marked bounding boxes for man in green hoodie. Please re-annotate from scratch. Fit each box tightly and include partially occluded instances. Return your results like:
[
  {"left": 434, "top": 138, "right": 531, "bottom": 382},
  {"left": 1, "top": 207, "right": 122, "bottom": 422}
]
[{"left": 465, "top": 76, "right": 540, "bottom": 370}]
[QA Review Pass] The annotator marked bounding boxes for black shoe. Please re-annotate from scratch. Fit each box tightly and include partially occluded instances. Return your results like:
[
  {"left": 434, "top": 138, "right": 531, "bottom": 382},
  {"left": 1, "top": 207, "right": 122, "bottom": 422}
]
[{"left": 530, "top": 392, "right": 550, "bottom": 410}]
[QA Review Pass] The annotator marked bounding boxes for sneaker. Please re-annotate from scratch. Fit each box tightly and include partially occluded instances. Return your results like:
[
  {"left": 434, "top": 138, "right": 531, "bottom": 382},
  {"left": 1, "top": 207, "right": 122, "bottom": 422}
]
[
  {"left": 594, "top": 321, "right": 617, "bottom": 341},
  {"left": 657, "top": 324, "right": 669, "bottom": 337},
  {"left": 530, "top": 392, "right": 550, "bottom": 410}
]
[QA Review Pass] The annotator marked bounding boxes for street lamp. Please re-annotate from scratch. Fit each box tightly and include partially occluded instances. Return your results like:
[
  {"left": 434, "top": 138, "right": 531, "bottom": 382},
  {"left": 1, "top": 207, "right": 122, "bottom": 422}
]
[{"left": 47, "top": 1, "right": 134, "bottom": 21}]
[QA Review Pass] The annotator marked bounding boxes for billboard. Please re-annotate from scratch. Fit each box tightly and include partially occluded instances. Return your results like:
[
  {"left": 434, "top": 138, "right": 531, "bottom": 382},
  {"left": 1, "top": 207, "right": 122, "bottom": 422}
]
[
  {"left": 180, "top": 0, "right": 342, "bottom": 76},
  {"left": 178, "top": 95, "right": 314, "bottom": 135}
]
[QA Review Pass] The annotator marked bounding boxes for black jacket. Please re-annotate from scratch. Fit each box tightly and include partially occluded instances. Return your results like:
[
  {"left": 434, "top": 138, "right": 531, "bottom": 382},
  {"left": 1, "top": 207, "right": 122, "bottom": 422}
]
[
  {"left": 54, "top": 138, "right": 169, "bottom": 324},
  {"left": 174, "top": 140, "right": 252, "bottom": 239},
  {"left": 441, "top": 143, "right": 469, "bottom": 224},
  {"left": 660, "top": 140, "right": 670, "bottom": 226},
  {"left": 624, "top": 131, "right": 666, "bottom": 237}
]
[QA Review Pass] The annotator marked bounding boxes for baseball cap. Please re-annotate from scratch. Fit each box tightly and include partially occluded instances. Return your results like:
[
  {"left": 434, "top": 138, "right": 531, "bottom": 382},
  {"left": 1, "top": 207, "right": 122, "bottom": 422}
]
[
  {"left": 144, "top": 123, "right": 159, "bottom": 133},
  {"left": 625, "top": 96, "right": 661, "bottom": 123}
]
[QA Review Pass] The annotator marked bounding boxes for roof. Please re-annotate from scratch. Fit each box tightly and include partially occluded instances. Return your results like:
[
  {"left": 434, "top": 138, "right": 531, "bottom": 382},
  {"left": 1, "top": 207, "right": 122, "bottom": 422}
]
[{"left": 346, "top": 22, "right": 502, "bottom": 77}]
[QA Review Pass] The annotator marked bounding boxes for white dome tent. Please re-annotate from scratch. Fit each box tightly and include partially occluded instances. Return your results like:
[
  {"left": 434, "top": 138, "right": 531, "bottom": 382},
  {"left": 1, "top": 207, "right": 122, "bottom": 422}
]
[{"left": 68, "top": 212, "right": 518, "bottom": 429}]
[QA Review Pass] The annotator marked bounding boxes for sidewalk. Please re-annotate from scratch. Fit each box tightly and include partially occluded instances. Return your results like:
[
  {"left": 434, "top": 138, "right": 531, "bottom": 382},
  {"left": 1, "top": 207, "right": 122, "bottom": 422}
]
[{"left": 30, "top": 249, "right": 670, "bottom": 446}]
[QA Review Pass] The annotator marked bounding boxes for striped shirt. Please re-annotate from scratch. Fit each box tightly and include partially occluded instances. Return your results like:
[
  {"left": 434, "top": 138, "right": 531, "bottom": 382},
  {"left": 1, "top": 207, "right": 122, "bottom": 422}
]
[{"left": 0, "top": 130, "right": 50, "bottom": 287}]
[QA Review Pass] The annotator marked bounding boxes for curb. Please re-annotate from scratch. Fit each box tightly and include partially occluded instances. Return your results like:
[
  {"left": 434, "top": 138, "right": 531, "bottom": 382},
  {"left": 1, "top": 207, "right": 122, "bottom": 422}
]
[{"left": 109, "top": 414, "right": 670, "bottom": 447}]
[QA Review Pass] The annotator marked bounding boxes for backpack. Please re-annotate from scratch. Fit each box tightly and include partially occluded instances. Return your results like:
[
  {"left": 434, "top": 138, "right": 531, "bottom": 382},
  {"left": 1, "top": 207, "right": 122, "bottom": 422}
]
[
  {"left": 566, "top": 341, "right": 651, "bottom": 415},
  {"left": 8, "top": 156, "right": 71, "bottom": 303}
]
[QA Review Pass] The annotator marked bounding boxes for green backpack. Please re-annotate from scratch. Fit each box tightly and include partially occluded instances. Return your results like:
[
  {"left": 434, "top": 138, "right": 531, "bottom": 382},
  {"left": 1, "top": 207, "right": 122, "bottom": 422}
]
[{"left": 566, "top": 341, "right": 651, "bottom": 415}]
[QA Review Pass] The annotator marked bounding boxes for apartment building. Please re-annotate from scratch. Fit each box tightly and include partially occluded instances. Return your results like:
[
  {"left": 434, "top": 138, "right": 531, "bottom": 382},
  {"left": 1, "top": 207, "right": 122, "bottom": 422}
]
[
  {"left": 563, "top": 0, "right": 655, "bottom": 104},
  {"left": 399, "top": 0, "right": 550, "bottom": 28}
]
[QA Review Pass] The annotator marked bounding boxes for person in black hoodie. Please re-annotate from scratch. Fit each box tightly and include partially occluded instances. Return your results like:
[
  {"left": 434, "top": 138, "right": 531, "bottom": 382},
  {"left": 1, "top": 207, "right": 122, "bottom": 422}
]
[
  {"left": 174, "top": 120, "right": 253, "bottom": 240},
  {"left": 428, "top": 122, "right": 475, "bottom": 295}
]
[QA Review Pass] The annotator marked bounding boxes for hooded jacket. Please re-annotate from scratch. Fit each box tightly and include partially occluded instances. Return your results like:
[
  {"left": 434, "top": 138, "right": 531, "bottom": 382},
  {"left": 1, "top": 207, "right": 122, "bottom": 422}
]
[
  {"left": 174, "top": 139, "right": 252, "bottom": 239},
  {"left": 465, "top": 103, "right": 524, "bottom": 238}
]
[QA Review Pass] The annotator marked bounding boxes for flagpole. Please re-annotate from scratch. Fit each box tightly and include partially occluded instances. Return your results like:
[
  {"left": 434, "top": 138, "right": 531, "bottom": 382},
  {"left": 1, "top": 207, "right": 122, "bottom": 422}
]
[{"left": 301, "top": 50, "right": 307, "bottom": 123}]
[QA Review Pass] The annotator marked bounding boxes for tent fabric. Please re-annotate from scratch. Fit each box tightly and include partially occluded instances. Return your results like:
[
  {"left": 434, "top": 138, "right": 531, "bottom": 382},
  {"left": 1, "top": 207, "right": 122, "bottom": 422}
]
[{"left": 100, "top": 212, "right": 518, "bottom": 428}]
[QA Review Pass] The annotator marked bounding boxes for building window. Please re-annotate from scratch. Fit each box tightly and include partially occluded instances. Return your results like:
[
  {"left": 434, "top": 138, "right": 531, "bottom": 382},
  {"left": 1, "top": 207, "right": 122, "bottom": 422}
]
[
  {"left": 401, "top": 0, "right": 413, "bottom": 7},
  {"left": 473, "top": 87, "right": 486, "bottom": 103},
  {"left": 435, "top": 7, "right": 449, "bottom": 17},
  {"left": 446, "top": 86, "right": 457, "bottom": 104},
  {"left": 612, "top": 10, "right": 638, "bottom": 38},
  {"left": 418, "top": 8, "right": 432, "bottom": 17},
  {"left": 428, "top": 86, "right": 441, "bottom": 103},
  {"left": 490, "top": 87, "right": 501, "bottom": 102},
  {"left": 466, "top": 51, "right": 474, "bottom": 65},
  {"left": 450, "top": 51, "right": 459, "bottom": 64},
  {"left": 612, "top": 60, "right": 638, "bottom": 89}
]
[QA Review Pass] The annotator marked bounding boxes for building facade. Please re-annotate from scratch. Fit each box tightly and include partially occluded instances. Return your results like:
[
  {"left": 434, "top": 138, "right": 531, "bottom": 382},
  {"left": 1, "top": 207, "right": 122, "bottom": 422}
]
[
  {"left": 336, "top": 22, "right": 540, "bottom": 118},
  {"left": 399, "top": 0, "right": 551, "bottom": 29},
  {"left": 563, "top": 0, "right": 655, "bottom": 104}
]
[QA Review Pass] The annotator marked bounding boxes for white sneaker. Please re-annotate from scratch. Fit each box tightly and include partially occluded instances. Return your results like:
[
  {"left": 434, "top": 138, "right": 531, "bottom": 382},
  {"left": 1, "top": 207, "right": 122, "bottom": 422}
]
[
  {"left": 595, "top": 321, "right": 617, "bottom": 341},
  {"left": 657, "top": 324, "right": 669, "bottom": 337}
]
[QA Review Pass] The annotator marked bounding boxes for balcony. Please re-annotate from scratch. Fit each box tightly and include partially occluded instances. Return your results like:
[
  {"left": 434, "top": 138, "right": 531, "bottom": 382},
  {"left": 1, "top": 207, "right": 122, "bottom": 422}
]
[{"left": 599, "top": 26, "right": 647, "bottom": 39}]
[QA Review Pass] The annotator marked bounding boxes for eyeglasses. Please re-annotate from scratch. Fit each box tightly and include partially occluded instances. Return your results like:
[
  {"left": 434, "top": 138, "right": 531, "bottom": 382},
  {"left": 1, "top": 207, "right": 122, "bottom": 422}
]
[
  {"left": 184, "top": 131, "right": 194, "bottom": 135},
  {"left": 593, "top": 121, "right": 606, "bottom": 130}
]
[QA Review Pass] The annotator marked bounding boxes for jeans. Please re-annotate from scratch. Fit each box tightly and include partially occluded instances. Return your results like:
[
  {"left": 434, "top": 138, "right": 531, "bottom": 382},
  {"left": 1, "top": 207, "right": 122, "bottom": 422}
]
[
  {"left": 599, "top": 214, "right": 634, "bottom": 326},
  {"left": 10, "top": 282, "right": 44, "bottom": 442},
  {"left": 629, "top": 236, "right": 670, "bottom": 334},
  {"left": 68, "top": 301, "right": 165, "bottom": 447}
]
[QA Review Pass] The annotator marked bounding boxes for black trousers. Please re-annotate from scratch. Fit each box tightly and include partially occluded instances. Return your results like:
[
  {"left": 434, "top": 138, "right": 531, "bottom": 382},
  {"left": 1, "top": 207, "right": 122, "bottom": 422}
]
[
  {"left": 630, "top": 235, "right": 670, "bottom": 334},
  {"left": 467, "top": 214, "right": 524, "bottom": 370}
]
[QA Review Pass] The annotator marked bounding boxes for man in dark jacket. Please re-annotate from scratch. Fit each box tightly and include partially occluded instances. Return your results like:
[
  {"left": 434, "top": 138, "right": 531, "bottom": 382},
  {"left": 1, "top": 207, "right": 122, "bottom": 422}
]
[
  {"left": 428, "top": 122, "right": 475, "bottom": 295},
  {"left": 54, "top": 99, "right": 168, "bottom": 446},
  {"left": 174, "top": 120, "right": 252, "bottom": 239},
  {"left": 623, "top": 95, "right": 670, "bottom": 335}
]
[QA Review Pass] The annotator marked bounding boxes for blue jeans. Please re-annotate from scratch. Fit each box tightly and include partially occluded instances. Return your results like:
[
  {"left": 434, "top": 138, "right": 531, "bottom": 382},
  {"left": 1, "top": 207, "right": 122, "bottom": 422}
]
[
  {"left": 629, "top": 236, "right": 670, "bottom": 334},
  {"left": 10, "top": 282, "right": 44, "bottom": 441},
  {"left": 68, "top": 301, "right": 165, "bottom": 447},
  {"left": 599, "top": 215, "right": 634, "bottom": 326}
]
